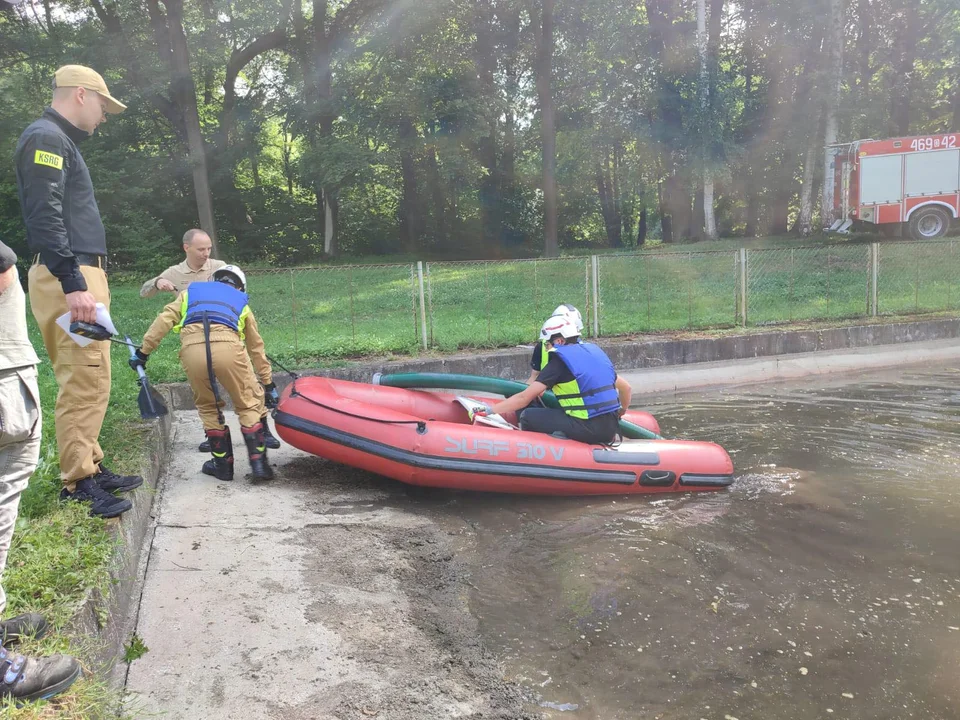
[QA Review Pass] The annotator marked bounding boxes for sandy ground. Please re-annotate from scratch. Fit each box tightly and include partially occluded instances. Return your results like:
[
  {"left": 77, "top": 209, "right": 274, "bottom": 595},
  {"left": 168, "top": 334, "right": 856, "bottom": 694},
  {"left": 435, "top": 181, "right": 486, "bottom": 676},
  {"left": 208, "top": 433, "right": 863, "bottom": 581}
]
[{"left": 122, "top": 412, "right": 538, "bottom": 720}]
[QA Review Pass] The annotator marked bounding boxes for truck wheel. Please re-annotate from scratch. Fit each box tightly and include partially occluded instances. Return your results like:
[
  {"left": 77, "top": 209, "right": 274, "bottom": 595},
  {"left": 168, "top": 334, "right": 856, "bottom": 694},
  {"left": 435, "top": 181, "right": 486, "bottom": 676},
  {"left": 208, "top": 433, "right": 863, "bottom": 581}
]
[{"left": 908, "top": 206, "right": 951, "bottom": 240}]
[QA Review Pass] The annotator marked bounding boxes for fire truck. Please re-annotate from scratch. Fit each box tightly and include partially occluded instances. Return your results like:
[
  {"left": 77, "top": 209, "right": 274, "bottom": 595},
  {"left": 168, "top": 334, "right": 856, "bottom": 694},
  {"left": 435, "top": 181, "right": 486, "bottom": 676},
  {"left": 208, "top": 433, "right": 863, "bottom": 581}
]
[{"left": 827, "top": 132, "right": 959, "bottom": 239}]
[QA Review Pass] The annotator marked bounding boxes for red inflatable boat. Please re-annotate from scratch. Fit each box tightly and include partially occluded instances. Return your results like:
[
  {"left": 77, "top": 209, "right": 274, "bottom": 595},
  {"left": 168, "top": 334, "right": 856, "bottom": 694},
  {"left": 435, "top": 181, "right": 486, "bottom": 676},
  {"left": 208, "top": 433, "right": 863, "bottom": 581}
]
[{"left": 273, "top": 376, "right": 734, "bottom": 496}]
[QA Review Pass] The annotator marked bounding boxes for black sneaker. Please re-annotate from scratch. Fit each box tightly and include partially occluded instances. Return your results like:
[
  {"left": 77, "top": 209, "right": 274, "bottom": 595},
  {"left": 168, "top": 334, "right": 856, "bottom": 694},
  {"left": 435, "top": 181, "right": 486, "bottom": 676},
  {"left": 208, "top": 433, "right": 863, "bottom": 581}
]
[
  {"left": 60, "top": 478, "right": 132, "bottom": 518},
  {"left": 94, "top": 465, "right": 144, "bottom": 493},
  {"left": 198, "top": 439, "right": 211, "bottom": 453},
  {"left": 0, "top": 614, "right": 48, "bottom": 647},
  {"left": 0, "top": 645, "right": 81, "bottom": 703}
]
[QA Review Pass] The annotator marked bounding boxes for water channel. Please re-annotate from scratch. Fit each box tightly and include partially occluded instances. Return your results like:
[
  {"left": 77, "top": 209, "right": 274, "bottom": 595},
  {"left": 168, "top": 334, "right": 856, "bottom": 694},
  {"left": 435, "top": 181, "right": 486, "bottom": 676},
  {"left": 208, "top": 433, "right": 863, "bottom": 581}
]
[{"left": 436, "top": 364, "right": 960, "bottom": 719}]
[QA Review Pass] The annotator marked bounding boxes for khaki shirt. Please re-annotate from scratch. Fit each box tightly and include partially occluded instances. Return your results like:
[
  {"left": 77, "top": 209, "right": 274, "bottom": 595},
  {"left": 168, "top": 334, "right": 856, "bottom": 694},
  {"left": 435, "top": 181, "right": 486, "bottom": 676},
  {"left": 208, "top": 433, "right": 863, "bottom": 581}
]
[
  {"left": 140, "top": 258, "right": 227, "bottom": 298},
  {"left": 141, "top": 291, "right": 272, "bottom": 386}
]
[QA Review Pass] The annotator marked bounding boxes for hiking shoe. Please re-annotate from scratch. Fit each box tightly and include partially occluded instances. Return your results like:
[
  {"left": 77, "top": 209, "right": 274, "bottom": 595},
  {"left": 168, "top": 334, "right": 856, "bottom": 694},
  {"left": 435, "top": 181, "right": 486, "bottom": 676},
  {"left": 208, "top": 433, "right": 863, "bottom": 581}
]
[
  {"left": 60, "top": 478, "right": 132, "bottom": 518},
  {"left": 0, "top": 614, "right": 48, "bottom": 647},
  {"left": 198, "top": 439, "right": 211, "bottom": 453},
  {"left": 94, "top": 465, "right": 144, "bottom": 493},
  {"left": 0, "top": 645, "right": 81, "bottom": 703}
]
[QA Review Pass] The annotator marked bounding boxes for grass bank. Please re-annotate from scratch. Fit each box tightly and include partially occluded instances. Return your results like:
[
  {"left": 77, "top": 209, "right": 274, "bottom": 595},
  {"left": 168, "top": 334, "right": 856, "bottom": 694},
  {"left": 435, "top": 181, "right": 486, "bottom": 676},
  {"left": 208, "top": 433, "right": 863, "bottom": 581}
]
[{"left": 1, "top": 311, "right": 149, "bottom": 718}]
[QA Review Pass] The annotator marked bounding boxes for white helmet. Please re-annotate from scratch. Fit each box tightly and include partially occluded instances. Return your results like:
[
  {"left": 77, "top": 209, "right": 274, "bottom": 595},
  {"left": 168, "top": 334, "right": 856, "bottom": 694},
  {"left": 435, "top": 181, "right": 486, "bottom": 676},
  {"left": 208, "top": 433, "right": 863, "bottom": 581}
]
[
  {"left": 551, "top": 303, "right": 584, "bottom": 332},
  {"left": 539, "top": 314, "right": 581, "bottom": 343},
  {"left": 213, "top": 264, "right": 247, "bottom": 291}
]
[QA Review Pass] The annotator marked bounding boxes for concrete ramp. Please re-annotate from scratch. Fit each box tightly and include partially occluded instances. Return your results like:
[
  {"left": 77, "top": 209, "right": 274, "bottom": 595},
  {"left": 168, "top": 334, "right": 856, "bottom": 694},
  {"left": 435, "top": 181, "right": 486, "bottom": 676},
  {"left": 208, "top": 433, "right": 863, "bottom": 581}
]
[{"left": 122, "top": 413, "right": 533, "bottom": 720}]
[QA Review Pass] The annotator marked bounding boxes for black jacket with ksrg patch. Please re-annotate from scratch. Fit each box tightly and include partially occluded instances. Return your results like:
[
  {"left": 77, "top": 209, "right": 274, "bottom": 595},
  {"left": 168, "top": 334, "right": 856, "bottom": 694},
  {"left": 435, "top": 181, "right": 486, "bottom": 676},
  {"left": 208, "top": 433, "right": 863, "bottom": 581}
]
[{"left": 14, "top": 107, "right": 107, "bottom": 294}]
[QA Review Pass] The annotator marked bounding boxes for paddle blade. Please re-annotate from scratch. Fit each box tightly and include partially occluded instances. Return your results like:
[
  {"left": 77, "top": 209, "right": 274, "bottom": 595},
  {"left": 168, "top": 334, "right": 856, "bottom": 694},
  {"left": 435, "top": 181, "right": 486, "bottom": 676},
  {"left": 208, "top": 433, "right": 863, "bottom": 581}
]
[{"left": 137, "top": 380, "right": 168, "bottom": 419}]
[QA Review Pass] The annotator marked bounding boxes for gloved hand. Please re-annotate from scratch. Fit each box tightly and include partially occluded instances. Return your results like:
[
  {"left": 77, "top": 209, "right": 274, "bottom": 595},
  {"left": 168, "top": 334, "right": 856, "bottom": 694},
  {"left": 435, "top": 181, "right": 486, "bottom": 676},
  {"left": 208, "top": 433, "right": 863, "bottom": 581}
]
[
  {"left": 468, "top": 404, "right": 492, "bottom": 423},
  {"left": 129, "top": 349, "right": 149, "bottom": 372},
  {"left": 263, "top": 382, "right": 280, "bottom": 409}
]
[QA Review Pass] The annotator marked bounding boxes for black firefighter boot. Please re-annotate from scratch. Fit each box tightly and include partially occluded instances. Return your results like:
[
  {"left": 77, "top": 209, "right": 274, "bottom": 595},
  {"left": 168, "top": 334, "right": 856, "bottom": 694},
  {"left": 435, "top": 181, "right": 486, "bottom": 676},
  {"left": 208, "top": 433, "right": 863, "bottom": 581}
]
[
  {"left": 261, "top": 414, "right": 281, "bottom": 450},
  {"left": 201, "top": 427, "right": 235, "bottom": 481},
  {"left": 242, "top": 423, "right": 274, "bottom": 480}
]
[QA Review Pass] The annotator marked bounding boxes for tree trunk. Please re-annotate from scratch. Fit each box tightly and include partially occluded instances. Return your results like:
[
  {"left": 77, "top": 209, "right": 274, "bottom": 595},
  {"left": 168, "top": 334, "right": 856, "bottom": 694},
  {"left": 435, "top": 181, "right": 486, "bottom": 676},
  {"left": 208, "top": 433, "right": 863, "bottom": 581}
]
[
  {"left": 696, "top": 0, "right": 717, "bottom": 239},
  {"left": 474, "top": 0, "right": 501, "bottom": 249},
  {"left": 398, "top": 119, "right": 424, "bottom": 253},
  {"left": 741, "top": 0, "right": 761, "bottom": 237},
  {"left": 425, "top": 140, "right": 448, "bottom": 243},
  {"left": 501, "top": 6, "right": 521, "bottom": 195},
  {"left": 595, "top": 155, "right": 622, "bottom": 248},
  {"left": 160, "top": 0, "right": 218, "bottom": 253},
  {"left": 821, "top": 0, "right": 845, "bottom": 228},
  {"left": 281, "top": 119, "right": 294, "bottom": 195},
  {"left": 769, "top": 190, "right": 790, "bottom": 235},
  {"left": 535, "top": 0, "right": 558, "bottom": 257},
  {"left": 250, "top": 147, "right": 260, "bottom": 188},
  {"left": 888, "top": 0, "right": 920, "bottom": 136},
  {"left": 854, "top": 0, "right": 874, "bottom": 117},
  {"left": 637, "top": 208, "right": 647, "bottom": 246},
  {"left": 796, "top": 116, "right": 822, "bottom": 234},
  {"left": 664, "top": 174, "right": 692, "bottom": 240},
  {"left": 323, "top": 191, "right": 337, "bottom": 256},
  {"left": 953, "top": 78, "right": 960, "bottom": 131}
]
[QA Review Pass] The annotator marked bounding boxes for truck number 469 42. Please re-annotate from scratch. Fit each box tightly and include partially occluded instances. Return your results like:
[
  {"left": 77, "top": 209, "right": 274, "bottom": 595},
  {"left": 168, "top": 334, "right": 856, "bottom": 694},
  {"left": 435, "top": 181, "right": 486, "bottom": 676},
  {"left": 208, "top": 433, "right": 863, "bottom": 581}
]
[{"left": 910, "top": 136, "right": 957, "bottom": 151}]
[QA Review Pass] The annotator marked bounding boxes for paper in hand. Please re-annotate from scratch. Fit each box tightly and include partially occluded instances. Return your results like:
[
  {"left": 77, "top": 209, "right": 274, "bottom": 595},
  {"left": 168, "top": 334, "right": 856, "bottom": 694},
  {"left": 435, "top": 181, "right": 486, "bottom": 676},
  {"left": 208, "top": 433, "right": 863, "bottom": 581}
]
[{"left": 56, "top": 303, "right": 118, "bottom": 347}]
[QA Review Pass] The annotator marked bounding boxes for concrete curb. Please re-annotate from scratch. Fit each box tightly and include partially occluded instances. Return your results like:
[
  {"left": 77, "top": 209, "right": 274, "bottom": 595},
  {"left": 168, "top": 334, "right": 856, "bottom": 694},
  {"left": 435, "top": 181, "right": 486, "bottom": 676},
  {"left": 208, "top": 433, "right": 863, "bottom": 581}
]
[
  {"left": 67, "top": 411, "right": 171, "bottom": 679},
  {"left": 158, "top": 317, "right": 960, "bottom": 410}
]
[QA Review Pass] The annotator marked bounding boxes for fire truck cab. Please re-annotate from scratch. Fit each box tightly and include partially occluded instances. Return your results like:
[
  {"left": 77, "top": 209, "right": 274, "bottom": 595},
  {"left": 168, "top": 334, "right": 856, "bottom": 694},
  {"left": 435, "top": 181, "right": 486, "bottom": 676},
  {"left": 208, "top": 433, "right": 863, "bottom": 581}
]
[{"left": 828, "top": 132, "right": 959, "bottom": 240}]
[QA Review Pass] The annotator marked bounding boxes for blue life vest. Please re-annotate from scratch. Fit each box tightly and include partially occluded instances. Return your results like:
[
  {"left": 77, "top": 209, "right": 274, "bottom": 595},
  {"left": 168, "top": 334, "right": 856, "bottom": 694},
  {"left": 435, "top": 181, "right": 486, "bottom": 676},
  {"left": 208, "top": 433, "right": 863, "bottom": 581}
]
[
  {"left": 176, "top": 281, "right": 250, "bottom": 334},
  {"left": 550, "top": 342, "right": 621, "bottom": 419}
]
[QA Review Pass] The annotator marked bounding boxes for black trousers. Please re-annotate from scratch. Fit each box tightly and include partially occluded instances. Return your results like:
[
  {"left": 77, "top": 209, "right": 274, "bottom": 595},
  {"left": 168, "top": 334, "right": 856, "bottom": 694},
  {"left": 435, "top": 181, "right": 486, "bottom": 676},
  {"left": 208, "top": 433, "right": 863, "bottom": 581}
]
[{"left": 518, "top": 408, "right": 619, "bottom": 444}]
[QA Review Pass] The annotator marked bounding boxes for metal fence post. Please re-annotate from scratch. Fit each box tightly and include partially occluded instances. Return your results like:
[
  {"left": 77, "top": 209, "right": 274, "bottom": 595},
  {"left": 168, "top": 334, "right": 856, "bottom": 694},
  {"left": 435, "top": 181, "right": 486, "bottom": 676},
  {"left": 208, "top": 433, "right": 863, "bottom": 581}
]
[
  {"left": 289, "top": 269, "right": 299, "bottom": 356},
  {"left": 349, "top": 266, "right": 358, "bottom": 344},
  {"left": 416, "top": 261, "right": 428, "bottom": 352},
  {"left": 739, "top": 248, "right": 748, "bottom": 327},
  {"left": 591, "top": 255, "right": 600, "bottom": 338},
  {"left": 426, "top": 262, "right": 434, "bottom": 347},
  {"left": 870, "top": 243, "right": 879, "bottom": 316}
]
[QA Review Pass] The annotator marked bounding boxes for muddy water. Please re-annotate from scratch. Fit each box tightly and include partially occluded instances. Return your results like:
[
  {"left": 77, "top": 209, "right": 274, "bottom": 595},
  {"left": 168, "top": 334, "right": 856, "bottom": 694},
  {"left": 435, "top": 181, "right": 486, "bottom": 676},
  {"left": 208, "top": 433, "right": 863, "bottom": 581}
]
[{"left": 439, "top": 365, "right": 960, "bottom": 720}]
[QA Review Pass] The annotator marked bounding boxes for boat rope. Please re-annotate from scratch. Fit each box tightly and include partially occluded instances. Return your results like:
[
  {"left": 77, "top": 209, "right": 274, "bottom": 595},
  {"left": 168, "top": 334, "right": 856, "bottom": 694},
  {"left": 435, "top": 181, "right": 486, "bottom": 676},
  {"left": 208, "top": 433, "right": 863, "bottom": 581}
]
[
  {"left": 266, "top": 355, "right": 425, "bottom": 431},
  {"left": 286, "top": 382, "right": 427, "bottom": 433},
  {"left": 266, "top": 354, "right": 299, "bottom": 380}
]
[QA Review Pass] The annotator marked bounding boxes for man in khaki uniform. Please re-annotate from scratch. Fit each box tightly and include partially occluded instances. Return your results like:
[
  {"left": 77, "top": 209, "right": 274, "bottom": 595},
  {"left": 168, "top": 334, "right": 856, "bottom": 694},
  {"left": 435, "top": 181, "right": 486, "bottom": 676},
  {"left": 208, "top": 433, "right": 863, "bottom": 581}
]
[
  {"left": 139, "top": 228, "right": 225, "bottom": 298},
  {"left": 139, "top": 227, "right": 247, "bottom": 453},
  {"left": 132, "top": 265, "right": 278, "bottom": 480},
  {"left": 15, "top": 65, "right": 140, "bottom": 518}
]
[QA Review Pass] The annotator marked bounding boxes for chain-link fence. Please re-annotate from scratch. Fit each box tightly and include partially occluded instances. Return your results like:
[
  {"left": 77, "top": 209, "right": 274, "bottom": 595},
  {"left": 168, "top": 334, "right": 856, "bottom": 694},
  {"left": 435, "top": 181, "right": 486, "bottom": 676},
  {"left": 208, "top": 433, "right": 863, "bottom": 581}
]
[
  {"left": 746, "top": 245, "right": 871, "bottom": 325},
  {"left": 425, "top": 258, "right": 592, "bottom": 350},
  {"left": 205, "top": 240, "right": 960, "bottom": 362},
  {"left": 598, "top": 251, "right": 737, "bottom": 333},
  {"left": 246, "top": 264, "right": 421, "bottom": 362},
  {"left": 878, "top": 240, "right": 960, "bottom": 315}
]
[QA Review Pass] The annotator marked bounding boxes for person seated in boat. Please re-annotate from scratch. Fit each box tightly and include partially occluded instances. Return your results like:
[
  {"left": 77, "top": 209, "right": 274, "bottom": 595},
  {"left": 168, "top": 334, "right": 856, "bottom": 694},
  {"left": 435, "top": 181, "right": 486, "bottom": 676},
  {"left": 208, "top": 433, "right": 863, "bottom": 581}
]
[
  {"left": 525, "top": 303, "right": 584, "bottom": 384},
  {"left": 483, "top": 315, "right": 632, "bottom": 445},
  {"left": 129, "top": 265, "right": 280, "bottom": 481}
]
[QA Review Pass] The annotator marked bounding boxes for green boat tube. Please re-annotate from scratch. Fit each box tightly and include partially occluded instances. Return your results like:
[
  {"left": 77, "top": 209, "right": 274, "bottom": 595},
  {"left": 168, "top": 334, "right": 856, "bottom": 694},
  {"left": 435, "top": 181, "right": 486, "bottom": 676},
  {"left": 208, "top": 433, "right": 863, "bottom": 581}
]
[{"left": 372, "top": 372, "right": 662, "bottom": 440}]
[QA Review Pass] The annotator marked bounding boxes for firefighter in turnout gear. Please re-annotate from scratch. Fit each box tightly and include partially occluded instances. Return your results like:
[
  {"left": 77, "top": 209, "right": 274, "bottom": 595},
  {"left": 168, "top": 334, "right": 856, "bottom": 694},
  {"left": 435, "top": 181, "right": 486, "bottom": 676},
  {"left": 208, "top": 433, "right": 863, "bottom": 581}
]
[
  {"left": 484, "top": 315, "right": 632, "bottom": 445},
  {"left": 131, "top": 265, "right": 279, "bottom": 480}
]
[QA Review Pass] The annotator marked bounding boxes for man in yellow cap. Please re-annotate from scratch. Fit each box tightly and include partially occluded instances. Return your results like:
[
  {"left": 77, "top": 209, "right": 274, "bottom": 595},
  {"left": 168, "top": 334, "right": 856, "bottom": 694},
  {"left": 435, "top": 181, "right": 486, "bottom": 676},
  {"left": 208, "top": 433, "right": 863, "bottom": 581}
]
[{"left": 14, "top": 65, "right": 140, "bottom": 519}]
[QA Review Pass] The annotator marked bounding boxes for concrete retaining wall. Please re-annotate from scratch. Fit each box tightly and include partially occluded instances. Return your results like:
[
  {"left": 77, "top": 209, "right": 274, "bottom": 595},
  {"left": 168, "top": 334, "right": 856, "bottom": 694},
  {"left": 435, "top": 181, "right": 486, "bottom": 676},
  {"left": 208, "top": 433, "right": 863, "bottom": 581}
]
[{"left": 158, "top": 317, "right": 960, "bottom": 410}]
